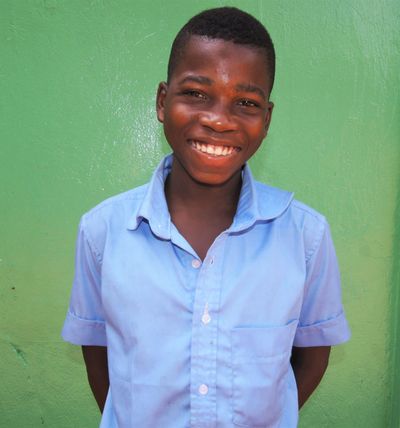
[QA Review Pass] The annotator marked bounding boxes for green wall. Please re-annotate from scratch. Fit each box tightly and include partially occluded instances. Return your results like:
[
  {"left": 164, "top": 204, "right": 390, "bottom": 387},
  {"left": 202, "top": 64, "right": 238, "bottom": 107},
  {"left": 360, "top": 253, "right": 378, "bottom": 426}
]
[{"left": 1, "top": 1, "right": 399, "bottom": 426}]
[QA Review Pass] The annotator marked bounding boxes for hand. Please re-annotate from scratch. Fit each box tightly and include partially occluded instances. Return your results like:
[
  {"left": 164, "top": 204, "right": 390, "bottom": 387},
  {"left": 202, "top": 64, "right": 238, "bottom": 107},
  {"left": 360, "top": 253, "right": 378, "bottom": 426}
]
[
  {"left": 82, "top": 345, "right": 109, "bottom": 413},
  {"left": 290, "top": 346, "right": 331, "bottom": 408}
]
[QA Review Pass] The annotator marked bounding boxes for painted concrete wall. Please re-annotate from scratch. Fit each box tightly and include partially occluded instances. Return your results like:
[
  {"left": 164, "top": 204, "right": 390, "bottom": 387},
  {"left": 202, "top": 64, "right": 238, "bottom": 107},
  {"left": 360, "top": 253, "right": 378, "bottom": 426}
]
[{"left": 1, "top": 1, "right": 399, "bottom": 426}]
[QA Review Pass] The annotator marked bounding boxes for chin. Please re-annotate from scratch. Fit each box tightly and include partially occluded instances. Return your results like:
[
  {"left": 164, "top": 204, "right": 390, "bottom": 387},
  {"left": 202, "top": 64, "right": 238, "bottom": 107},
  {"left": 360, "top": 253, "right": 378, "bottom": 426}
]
[{"left": 189, "top": 170, "right": 241, "bottom": 187}]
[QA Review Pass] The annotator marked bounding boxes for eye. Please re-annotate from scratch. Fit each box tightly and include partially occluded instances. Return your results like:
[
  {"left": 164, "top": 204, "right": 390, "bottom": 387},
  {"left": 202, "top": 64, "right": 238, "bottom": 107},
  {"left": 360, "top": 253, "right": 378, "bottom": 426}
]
[
  {"left": 182, "top": 90, "right": 207, "bottom": 99},
  {"left": 238, "top": 99, "right": 260, "bottom": 108}
]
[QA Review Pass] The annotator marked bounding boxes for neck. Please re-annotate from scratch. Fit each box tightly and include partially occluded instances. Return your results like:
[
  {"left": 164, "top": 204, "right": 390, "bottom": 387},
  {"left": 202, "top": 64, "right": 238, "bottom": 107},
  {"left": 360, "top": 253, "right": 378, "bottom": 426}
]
[{"left": 165, "top": 157, "right": 242, "bottom": 219}]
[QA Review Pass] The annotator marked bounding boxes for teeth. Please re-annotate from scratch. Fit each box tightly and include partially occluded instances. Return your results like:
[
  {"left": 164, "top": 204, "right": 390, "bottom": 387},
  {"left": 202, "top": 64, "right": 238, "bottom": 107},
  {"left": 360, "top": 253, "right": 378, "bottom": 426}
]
[{"left": 190, "top": 140, "right": 238, "bottom": 157}]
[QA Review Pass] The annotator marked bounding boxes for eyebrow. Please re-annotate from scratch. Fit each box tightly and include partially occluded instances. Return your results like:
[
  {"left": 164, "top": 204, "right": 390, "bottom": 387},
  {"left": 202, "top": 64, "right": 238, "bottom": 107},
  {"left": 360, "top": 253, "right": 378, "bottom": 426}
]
[
  {"left": 235, "top": 83, "right": 266, "bottom": 100},
  {"left": 178, "top": 75, "right": 266, "bottom": 100},
  {"left": 178, "top": 75, "right": 214, "bottom": 86}
]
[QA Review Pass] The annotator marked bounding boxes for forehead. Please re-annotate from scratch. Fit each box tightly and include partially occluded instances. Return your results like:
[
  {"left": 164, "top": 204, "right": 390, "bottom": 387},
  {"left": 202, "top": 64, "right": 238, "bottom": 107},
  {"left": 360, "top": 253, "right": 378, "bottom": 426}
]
[{"left": 171, "top": 36, "right": 271, "bottom": 91}]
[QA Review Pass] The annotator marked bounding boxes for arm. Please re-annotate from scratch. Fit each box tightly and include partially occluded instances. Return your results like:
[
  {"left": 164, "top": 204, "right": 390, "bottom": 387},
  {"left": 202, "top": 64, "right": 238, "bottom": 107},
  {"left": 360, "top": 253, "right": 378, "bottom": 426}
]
[
  {"left": 82, "top": 345, "right": 109, "bottom": 413},
  {"left": 290, "top": 345, "right": 331, "bottom": 409}
]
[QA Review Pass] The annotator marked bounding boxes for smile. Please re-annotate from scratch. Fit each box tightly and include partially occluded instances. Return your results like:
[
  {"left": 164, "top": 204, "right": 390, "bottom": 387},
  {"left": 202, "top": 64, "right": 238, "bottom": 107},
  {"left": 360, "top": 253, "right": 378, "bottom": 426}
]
[{"left": 189, "top": 140, "right": 240, "bottom": 157}]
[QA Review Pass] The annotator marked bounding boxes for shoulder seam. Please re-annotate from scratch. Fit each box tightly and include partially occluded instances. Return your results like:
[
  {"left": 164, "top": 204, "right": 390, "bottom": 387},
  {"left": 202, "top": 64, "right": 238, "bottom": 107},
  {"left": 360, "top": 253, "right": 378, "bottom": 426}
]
[
  {"left": 80, "top": 215, "right": 103, "bottom": 265},
  {"left": 305, "top": 220, "right": 327, "bottom": 264},
  {"left": 85, "top": 186, "right": 147, "bottom": 218},
  {"left": 290, "top": 200, "right": 327, "bottom": 224}
]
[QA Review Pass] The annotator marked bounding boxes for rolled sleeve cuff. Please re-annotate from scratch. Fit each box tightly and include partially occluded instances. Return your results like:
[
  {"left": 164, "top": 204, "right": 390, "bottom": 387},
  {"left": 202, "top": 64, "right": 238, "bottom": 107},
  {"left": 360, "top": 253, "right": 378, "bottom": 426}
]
[
  {"left": 61, "top": 310, "right": 107, "bottom": 346},
  {"left": 293, "top": 311, "right": 351, "bottom": 347}
]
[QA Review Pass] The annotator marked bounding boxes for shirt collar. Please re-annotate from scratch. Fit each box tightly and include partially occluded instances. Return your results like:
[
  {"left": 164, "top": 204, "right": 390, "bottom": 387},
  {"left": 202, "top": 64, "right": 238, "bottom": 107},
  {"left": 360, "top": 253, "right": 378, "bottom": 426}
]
[
  {"left": 127, "top": 155, "right": 173, "bottom": 239},
  {"left": 127, "top": 154, "right": 294, "bottom": 237},
  {"left": 229, "top": 164, "right": 294, "bottom": 232}
]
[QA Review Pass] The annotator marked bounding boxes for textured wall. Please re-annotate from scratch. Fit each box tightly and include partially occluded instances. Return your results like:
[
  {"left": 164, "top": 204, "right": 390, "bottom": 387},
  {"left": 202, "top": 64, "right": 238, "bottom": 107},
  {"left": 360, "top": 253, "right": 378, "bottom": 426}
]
[{"left": 1, "top": 1, "right": 399, "bottom": 426}]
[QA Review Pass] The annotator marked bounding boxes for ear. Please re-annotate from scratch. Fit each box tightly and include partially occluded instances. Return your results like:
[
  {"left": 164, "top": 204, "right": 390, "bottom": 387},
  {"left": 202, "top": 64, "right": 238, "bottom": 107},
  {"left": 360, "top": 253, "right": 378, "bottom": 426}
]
[
  {"left": 156, "top": 82, "right": 168, "bottom": 123},
  {"left": 263, "top": 101, "right": 274, "bottom": 137}
]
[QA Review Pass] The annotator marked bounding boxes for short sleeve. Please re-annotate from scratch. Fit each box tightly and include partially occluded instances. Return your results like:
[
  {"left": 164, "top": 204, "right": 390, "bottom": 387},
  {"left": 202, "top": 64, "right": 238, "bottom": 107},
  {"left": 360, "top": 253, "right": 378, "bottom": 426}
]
[
  {"left": 293, "top": 220, "right": 351, "bottom": 347},
  {"left": 61, "top": 216, "right": 107, "bottom": 346}
]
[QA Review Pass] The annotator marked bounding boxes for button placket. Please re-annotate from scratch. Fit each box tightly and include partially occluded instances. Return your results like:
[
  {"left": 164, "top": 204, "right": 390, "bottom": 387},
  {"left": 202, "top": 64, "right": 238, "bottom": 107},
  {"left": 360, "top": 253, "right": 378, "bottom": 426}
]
[
  {"left": 190, "top": 238, "right": 226, "bottom": 427},
  {"left": 190, "top": 273, "right": 217, "bottom": 424}
]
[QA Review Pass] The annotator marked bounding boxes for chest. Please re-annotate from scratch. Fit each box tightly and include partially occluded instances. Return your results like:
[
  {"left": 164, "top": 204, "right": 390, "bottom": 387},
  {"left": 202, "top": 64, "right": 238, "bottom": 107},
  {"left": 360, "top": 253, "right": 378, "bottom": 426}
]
[{"left": 101, "top": 220, "right": 306, "bottom": 328}]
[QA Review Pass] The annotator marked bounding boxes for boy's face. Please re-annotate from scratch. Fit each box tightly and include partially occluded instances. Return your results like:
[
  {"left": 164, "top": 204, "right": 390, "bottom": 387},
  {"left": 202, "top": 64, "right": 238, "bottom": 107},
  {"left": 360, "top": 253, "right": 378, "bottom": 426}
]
[{"left": 157, "top": 36, "right": 273, "bottom": 186}]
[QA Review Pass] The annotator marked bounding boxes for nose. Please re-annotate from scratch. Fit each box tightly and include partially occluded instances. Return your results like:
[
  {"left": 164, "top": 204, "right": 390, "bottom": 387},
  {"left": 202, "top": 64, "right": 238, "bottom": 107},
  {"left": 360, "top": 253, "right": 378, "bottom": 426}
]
[{"left": 198, "top": 102, "right": 237, "bottom": 133}]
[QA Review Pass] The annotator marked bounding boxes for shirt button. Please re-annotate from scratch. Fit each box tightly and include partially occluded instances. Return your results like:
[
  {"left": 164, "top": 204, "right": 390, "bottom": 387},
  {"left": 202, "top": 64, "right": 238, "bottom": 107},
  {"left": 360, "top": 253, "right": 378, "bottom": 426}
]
[
  {"left": 202, "top": 312, "right": 211, "bottom": 325},
  {"left": 191, "top": 259, "right": 201, "bottom": 269},
  {"left": 198, "top": 384, "right": 209, "bottom": 395}
]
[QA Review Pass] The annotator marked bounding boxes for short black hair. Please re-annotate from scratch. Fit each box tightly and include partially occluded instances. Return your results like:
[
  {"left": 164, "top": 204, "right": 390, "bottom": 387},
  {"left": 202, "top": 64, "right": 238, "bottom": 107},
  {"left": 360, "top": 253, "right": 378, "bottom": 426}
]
[{"left": 167, "top": 7, "right": 276, "bottom": 92}]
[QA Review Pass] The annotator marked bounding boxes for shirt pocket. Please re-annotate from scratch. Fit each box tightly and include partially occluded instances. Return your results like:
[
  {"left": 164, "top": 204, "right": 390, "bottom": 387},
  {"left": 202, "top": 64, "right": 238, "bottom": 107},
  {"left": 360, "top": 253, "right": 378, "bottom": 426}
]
[{"left": 231, "top": 320, "right": 297, "bottom": 427}]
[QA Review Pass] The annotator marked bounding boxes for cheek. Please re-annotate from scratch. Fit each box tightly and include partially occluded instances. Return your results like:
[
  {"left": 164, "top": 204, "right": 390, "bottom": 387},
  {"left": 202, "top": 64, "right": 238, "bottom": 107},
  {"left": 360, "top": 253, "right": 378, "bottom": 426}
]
[
  {"left": 244, "top": 117, "right": 268, "bottom": 140},
  {"left": 164, "top": 104, "right": 193, "bottom": 130},
  {"left": 247, "top": 140, "right": 263, "bottom": 158}
]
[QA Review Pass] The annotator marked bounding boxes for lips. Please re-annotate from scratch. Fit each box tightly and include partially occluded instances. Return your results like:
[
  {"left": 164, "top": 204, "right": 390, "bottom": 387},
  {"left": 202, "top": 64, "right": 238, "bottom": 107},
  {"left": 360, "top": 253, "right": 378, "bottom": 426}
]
[{"left": 188, "top": 139, "right": 241, "bottom": 157}]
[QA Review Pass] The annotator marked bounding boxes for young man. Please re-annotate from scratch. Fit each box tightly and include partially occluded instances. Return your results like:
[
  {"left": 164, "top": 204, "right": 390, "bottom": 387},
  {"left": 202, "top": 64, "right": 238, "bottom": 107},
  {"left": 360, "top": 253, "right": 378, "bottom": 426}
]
[{"left": 62, "top": 7, "right": 350, "bottom": 428}]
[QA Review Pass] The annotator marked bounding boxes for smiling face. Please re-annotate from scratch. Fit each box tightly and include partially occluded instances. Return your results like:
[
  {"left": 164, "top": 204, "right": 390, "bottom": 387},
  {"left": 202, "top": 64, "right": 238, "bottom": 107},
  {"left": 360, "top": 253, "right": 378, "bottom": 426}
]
[{"left": 156, "top": 36, "right": 274, "bottom": 186}]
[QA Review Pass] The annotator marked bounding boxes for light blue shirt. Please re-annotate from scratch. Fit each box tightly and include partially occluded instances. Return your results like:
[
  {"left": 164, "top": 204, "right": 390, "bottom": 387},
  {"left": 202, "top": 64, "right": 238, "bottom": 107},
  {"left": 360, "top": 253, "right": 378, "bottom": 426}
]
[{"left": 62, "top": 154, "right": 350, "bottom": 428}]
